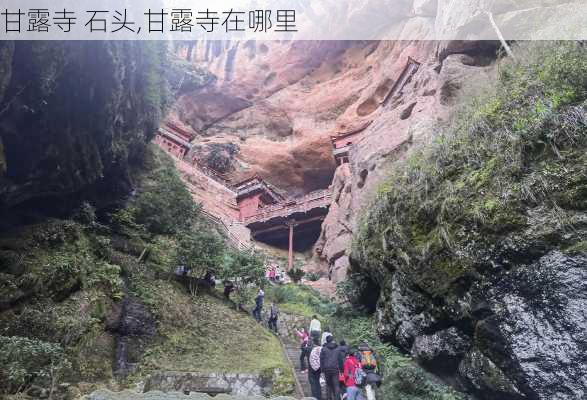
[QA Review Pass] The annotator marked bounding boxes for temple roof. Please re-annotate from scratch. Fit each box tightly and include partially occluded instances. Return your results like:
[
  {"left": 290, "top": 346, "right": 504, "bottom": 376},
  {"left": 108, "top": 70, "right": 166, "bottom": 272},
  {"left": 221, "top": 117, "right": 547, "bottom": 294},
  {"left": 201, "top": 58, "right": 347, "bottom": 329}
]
[{"left": 233, "top": 175, "right": 286, "bottom": 204}]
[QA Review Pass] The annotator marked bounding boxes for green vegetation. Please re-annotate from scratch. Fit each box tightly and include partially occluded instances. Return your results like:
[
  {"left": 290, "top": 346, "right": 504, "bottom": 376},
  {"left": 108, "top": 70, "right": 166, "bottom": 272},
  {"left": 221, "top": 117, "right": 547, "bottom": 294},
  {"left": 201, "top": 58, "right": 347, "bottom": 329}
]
[
  {"left": 0, "top": 146, "right": 293, "bottom": 397},
  {"left": 265, "top": 283, "right": 335, "bottom": 318},
  {"left": 354, "top": 41, "right": 587, "bottom": 297},
  {"left": 0, "top": 336, "right": 70, "bottom": 395},
  {"left": 329, "top": 310, "right": 464, "bottom": 400},
  {"left": 305, "top": 272, "right": 321, "bottom": 282},
  {"left": 139, "top": 282, "right": 288, "bottom": 375},
  {"left": 263, "top": 282, "right": 464, "bottom": 400},
  {"left": 286, "top": 266, "right": 305, "bottom": 283},
  {"left": 218, "top": 249, "right": 266, "bottom": 307}
]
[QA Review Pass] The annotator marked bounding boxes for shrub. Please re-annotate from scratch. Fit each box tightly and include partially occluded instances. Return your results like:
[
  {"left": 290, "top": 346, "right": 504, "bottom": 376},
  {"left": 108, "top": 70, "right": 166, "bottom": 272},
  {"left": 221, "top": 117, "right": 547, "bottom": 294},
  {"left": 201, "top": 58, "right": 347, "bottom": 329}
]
[
  {"left": 81, "top": 261, "right": 124, "bottom": 300},
  {"left": 175, "top": 227, "right": 225, "bottom": 280},
  {"left": 287, "top": 267, "right": 305, "bottom": 283},
  {"left": 72, "top": 202, "right": 96, "bottom": 225},
  {"left": 305, "top": 272, "right": 321, "bottom": 281},
  {"left": 270, "top": 285, "right": 297, "bottom": 303},
  {"left": 219, "top": 249, "right": 266, "bottom": 307},
  {"left": 0, "top": 336, "right": 71, "bottom": 394},
  {"left": 133, "top": 166, "right": 197, "bottom": 234}
]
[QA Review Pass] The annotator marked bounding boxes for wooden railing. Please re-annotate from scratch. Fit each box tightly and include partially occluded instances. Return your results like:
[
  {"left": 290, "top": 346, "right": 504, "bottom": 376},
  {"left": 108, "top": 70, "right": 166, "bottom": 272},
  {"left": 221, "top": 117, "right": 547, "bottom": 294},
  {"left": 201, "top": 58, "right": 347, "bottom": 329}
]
[
  {"left": 244, "top": 188, "right": 332, "bottom": 224},
  {"left": 200, "top": 209, "right": 254, "bottom": 252},
  {"left": 176, "top": 158, "right": 235, "bottom": 193}
]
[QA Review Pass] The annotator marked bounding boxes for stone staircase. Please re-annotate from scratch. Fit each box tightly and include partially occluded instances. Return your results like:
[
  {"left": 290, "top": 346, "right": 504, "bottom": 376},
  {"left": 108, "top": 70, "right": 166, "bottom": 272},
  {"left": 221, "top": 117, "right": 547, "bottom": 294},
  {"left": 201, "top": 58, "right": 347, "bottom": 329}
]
[
  {"left": 173, "top": 158, "right": 255, "bottom": 252},
  {"left": 282, "top": 340, "right": 314, "bottom": 398}
]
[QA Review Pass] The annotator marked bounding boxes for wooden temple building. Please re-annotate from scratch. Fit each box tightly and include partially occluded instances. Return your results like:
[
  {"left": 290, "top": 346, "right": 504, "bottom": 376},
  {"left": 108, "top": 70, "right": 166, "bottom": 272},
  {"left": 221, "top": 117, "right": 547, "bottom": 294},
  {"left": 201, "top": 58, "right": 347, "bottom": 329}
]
[
  {"left": 153, "top": 122, "right": 196, "bottom": 160},
  {"left": 234, "top": 176, "right": 332, "bottom": 270}
]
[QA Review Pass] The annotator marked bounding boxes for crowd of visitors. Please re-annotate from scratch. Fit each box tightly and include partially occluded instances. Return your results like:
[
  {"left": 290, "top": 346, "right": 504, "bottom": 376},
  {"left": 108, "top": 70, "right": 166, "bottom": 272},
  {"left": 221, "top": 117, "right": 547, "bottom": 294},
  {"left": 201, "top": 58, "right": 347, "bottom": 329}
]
[{"left": 298, "top": 315, "right": 382, "bottom": 400}]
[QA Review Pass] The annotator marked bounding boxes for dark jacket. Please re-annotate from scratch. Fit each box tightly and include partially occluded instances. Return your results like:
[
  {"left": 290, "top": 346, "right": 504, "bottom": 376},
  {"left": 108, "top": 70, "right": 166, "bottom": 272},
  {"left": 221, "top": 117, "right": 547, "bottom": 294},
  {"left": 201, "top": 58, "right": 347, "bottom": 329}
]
[
  {"left": 320, "top": 342, "right": 340, "bottom": 372},
  {"left": 255, "top": 293, "right": 264, "bottom": 308},
  {"left": 337, "top": 345, "right": 349, "bottom": 371}
]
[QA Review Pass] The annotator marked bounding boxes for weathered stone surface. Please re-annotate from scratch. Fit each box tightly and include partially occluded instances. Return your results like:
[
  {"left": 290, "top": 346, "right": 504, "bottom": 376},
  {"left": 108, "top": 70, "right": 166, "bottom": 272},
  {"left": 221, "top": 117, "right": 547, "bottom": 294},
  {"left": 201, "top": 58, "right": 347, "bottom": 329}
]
[
  {"left": 311, "top": 41, "right": 495, "bottom": 284},
  {"left": 0, "top": 42, "right": 167, "bottom": 212},
  {"left": 88, "top": 389, "right": 307, "bottom": 400},
  {"left": 411, "top": 327, "right": 471, "bottom": 370},
  {"left": 477, "top": 252, "right": 587, "bottom": 400},
  {"left": 458, "top": 350, "right": 524, "bottom": 400},
  {"left": 143, "top": 371, "right": 271, "bottom": 397}
]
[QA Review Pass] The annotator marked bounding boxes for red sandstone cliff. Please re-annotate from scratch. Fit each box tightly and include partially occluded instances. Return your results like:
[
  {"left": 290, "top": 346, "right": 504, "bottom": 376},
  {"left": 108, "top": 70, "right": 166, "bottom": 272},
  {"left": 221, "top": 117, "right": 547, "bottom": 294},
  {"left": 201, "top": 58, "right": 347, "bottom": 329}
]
[{"left": 166, "top": 39, "right": 496, "bottom": 282}]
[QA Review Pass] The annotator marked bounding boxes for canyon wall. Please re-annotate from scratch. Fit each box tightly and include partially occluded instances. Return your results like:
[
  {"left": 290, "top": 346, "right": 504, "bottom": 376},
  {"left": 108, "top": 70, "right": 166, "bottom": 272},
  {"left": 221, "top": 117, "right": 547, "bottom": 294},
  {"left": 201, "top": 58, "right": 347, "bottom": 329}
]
[
  {"left": 313, "top": 41, "right": 496, "bottom": 281},
  {"left": 0, "top": 42, "right": 168, "bottom": 220},
  {"left": 169, "top": 39, "right": 497, "bottom": 280},
  {"left": 351, "top": 42, "right": 587, "bottom": 400}
]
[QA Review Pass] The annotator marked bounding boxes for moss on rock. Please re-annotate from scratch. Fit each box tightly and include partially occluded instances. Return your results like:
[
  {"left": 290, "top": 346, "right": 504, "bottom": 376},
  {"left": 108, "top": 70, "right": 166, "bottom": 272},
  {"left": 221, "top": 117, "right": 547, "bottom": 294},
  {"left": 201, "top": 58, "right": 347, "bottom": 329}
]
[{"left": 351, "top": 42, "right": 587, "bottom": 400}]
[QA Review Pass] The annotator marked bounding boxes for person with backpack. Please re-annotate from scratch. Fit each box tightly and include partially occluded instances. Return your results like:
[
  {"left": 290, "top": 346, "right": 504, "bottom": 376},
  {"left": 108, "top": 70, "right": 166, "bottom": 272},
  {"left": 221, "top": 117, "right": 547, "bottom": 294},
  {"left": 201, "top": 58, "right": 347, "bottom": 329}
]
[
  {"left": 358, "top": 342, "right": 380, "bottom": 400},
  {"left": 309, "top": 315, "right": 322, "bottom": 344},
  {"left": 308, "top": 342, "right": 322, "bottom": 400},
  {"left": 268, "top": 303, "right": 279, "bottom": 333},
  {"left": 319, "top": 335, "right": 341, "bottom": 400},
  {"left": 295, "top": 327, "right": 311, "bottom": 371},
  {"left": 343, "top": 349, "right": 366, "bottom": 400},
  {"left": 321, "top": 327, "right": 333, "bottom": 346},
  {"left": 252, "top": 288, "right": 264, "bottom": 322}
]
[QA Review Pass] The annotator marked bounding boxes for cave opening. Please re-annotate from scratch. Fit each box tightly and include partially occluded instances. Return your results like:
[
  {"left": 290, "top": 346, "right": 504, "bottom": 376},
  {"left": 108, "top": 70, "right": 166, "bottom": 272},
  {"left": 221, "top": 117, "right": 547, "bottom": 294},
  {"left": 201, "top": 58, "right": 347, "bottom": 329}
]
[{"left": 252, "top": 218, "right": 324, "bottom": 253}]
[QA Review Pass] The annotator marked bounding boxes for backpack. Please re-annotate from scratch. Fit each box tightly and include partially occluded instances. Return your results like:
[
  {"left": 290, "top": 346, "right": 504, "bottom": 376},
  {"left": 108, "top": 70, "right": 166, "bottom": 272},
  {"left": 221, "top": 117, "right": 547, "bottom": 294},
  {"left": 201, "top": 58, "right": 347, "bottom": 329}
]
[
  {"left": 310, "top": 346, "right": 321, "bottom": 371},
  {"left": 354, "top": 366, "right": 367, "bottom": 386},
  {"left": 361, "top": 350, "right": 377, "bottom": 370}
]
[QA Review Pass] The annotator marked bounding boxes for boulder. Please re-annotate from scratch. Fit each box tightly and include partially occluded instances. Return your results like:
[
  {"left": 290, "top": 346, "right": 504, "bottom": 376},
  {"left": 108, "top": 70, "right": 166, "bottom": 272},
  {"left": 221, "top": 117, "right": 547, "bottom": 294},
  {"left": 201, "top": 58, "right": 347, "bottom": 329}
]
[
  {"left": 458, "top": 350, "right": 525, "bottom": 400},
  {"left": 477, "top": 252, "right": 587, "bottom": 400},
  {"left": 411, "top": 327, "right": 471, "bottom": 371}
]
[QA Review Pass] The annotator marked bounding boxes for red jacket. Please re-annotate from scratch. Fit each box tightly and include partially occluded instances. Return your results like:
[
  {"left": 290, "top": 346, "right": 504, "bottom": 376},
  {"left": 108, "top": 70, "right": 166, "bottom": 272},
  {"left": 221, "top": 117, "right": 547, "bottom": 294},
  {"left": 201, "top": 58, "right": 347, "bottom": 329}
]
[{"left": 343, "top": 355, "right": 361, "bottom": 387}]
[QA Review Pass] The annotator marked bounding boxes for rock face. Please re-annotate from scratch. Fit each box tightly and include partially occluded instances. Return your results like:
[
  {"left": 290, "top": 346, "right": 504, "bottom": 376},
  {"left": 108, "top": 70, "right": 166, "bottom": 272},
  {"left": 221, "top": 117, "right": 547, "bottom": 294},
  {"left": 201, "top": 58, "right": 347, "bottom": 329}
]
[
  {"left": 169, "top": 39, "right": 496, "bottom": 281},
  {"left": 0, "top": 41, "right": 167, "bottom": 217},
  {"left": 171, "top": 40, "right": 359, "bottom": 195},
  {"left": 349, "top": 42, "right": 587, "bottom": 400},
  {"left": 472, "top": 252, "right": 587, "bottom": 400},
  {"left": 311, "top": 42, "right": 496, "bottom": 281},
  {"left": 108, "top": 285, "right": 157, "bottom": 377}
]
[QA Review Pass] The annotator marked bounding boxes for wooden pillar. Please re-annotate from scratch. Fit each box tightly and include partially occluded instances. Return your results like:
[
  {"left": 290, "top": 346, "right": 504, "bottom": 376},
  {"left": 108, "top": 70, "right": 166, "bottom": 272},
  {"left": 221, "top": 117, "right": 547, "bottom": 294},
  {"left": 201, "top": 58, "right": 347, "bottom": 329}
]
[{"left": 287, "top": 220, "right": 295, "bottom": 270}]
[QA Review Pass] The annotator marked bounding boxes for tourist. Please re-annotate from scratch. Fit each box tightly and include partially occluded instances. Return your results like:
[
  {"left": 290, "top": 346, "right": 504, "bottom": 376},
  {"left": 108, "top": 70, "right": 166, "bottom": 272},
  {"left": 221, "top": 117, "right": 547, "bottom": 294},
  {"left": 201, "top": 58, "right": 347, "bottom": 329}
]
[
  {"left": 295, "top": 327, "right": 311, "bottom": 371},
  {"left": 175, "top": 265, "right": 189, "bottom": 276},
  {"left": 319, "top": 335, "right": 340, "bottom": 400},
  {"left": 321, "top": 327, "right": 333, "bottom": 345},
  {"left": 203, "top": 271, "right": 216, "bottom": 288},
  {"left": 358, "top": 341, "right": 380, "bottom": 400},
  {"left": 338, "top": 339, "right": 349, "bottom": 369},
  {"left": 268, "top": 302, "right": 279, "bottom": 333},
  {"left": 309, "top": 315, "right": 322, "bottom": 344},
  {"left": 308, "top": 341, "right": 323, "bottom": 400},
  {"left": 343, "top": 349, "right": 364, "bottom": 400},
  {"left": 223, "top": 281, "right": 235, "bottom": 299},
  {"left": 337, "top": 339, "right": 349, "bottom": 392},
  {"left": 253, "top": 288, "right": 264, "bottom": 322},
  {"left": 265, "top": 265, "right": 272, "bottom": 280}
]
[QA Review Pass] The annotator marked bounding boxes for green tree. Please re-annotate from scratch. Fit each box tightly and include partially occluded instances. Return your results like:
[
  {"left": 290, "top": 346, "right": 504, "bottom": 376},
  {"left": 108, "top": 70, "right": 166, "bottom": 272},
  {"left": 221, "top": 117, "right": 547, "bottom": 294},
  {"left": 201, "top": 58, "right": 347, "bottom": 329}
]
[
  {"left": 0, "top": 336, "right": 71, "bottom": 396},
  {"left": 219, "top": 250, "right": 265, "bottom": 308},
  {"left": 133, "top": 166, "right": 197, "bottom": 234},
  {"left": 176, "top": 228, "right": 225, "bottom": 295}
]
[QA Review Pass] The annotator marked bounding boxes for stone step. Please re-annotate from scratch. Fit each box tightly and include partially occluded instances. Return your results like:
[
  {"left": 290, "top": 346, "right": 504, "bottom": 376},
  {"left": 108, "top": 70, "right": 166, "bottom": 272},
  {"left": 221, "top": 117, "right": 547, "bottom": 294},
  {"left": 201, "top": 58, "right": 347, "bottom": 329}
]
[{"left": 281, "top": 341, "right": 320, "bottom": 399}]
